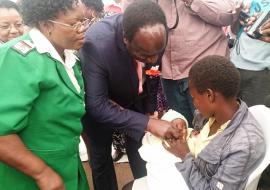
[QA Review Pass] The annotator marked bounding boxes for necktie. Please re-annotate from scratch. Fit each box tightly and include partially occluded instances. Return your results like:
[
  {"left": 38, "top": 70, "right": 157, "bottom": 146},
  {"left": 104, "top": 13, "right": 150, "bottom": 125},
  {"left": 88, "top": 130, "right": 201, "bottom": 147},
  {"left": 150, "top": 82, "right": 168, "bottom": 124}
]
[{"left": 134, "top": 59, "right": 143, "bottom": 94}]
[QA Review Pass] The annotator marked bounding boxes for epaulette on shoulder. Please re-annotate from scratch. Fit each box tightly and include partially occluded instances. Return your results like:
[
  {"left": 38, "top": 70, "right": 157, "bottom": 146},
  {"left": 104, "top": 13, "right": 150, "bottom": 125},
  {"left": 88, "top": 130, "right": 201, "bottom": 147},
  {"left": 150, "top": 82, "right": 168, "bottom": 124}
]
[{"left": 12, "top": 40, "right": 35, "bottom": 56}]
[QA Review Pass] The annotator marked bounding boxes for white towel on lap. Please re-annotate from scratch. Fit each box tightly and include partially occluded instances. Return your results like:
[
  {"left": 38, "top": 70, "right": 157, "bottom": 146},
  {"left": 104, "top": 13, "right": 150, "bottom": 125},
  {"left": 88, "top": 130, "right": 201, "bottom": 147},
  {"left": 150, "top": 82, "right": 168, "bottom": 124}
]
[{"left": 135, "top": 110, "right": 189, "bottom": 190}]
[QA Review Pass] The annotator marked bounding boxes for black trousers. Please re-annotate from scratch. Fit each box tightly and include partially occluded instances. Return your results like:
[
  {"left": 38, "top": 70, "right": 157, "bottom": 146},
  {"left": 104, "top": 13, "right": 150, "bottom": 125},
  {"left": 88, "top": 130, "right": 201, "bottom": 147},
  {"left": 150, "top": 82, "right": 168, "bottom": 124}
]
[
  {"left": 238, "top": 68, "right": 270, "bottom": 106},
  {"left": 84, "top": 124, "right": 146, "bottom": 190}
]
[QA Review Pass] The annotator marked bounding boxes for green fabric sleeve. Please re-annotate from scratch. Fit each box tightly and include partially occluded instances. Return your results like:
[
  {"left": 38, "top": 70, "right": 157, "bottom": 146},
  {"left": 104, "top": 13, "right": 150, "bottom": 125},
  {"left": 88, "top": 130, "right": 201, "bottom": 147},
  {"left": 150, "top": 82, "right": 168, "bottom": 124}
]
[{"left": 0, "top": 47, "right": 40, "bottom": 135}]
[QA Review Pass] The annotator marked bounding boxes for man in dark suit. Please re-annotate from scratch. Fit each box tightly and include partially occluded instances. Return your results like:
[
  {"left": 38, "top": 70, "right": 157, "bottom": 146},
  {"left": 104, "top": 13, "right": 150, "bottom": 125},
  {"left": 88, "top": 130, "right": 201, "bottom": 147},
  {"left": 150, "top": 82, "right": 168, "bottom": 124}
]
[{"left": 80, "top": 1, "right": 185, "bottom": 189}]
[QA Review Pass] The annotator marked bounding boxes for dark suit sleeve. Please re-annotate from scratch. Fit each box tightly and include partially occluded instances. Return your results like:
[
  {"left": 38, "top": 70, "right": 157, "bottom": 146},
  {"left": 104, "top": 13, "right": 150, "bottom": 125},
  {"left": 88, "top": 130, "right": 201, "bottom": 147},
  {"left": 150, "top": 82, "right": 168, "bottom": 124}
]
[{"left": 80, "top": 41, "right": 148, "bottom": 141}]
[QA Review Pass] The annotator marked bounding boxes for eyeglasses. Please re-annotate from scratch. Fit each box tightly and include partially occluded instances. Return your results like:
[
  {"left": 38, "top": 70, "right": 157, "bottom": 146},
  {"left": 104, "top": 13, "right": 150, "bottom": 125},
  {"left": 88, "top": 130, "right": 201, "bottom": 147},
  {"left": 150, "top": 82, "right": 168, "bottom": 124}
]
[
  {"left": 0, "top": 22, "right": 24, "bottom": 31},
  {"left": 48, "top": 18, "right": 92, "bottom": 31}
]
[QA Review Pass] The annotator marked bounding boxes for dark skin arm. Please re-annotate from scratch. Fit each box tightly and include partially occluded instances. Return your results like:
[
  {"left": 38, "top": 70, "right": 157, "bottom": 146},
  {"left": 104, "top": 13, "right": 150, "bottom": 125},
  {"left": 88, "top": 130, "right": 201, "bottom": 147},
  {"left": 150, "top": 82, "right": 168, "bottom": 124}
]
[
  {"left": 0, "top": 134, "right": 65, "bottom": 190},
  {"left": 146, "top": 118, "right": 184, "bottom": 140},
  {"left": 109, "top": 99, "right": 182, "bottom": 140},
  {"left": 162, "top": 119, "right": 190, "bottom": 159}
]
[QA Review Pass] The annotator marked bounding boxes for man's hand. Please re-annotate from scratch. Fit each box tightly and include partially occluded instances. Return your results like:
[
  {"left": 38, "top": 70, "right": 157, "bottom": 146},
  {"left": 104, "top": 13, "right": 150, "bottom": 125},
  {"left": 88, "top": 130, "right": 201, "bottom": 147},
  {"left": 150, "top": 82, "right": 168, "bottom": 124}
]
[
  {"left": 146, "top": 118, "right": 187, "bottom": 140},
  {"left": 231, "top": 1, "right": 251, "bottom": 34},
  {"left": 35, "top": 166, "right": 65, "bottom": 190},
  {"left": 243, "top": 15, "right": 270, "bottom": 42},
  {"left": 146, "top": 118, "right": 180, "bottom": 140},
  {"left": 259, "top": 18, "right": 270, "bottom": 42},
  {"left": 243, "top": 14, "right": 258, "bottom": 31}
]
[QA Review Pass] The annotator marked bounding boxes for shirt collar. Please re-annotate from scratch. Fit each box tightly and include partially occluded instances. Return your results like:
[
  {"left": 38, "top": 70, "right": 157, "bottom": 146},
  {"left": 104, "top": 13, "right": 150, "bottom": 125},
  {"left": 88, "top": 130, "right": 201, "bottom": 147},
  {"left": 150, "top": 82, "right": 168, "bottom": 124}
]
[{"left": 29, "top": 28, "right": 78, "bottom": 69}]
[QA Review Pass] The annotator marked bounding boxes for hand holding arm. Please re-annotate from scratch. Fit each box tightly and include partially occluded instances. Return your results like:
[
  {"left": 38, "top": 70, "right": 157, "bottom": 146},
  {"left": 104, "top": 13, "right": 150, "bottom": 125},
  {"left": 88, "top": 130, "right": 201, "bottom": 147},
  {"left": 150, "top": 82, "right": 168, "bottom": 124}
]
[
  {"left": 146, "top": 118, "right": 186, "bottom": 140},
  {"left": 162, "top": 121, "right": 190, "bottom": 159}
]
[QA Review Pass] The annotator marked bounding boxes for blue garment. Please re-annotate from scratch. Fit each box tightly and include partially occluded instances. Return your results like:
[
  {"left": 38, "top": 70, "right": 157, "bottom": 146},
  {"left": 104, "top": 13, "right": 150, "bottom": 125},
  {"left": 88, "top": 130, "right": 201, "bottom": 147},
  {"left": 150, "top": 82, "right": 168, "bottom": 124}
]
[
  {"left": 230, "top": 0, "right": 270, "bottom": 106},
  {"left": 231, "top": 0, "right": 270, "bottom": 71},
  {"left": 162, "top": 78, "right": 195, "bottom": 128}
]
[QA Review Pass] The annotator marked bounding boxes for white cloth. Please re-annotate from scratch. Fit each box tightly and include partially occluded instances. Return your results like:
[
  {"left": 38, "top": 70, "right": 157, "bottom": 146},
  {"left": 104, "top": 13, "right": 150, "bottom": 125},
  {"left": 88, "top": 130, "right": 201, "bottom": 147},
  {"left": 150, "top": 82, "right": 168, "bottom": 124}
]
[
  {"left": 79, "top": 136, "right": 89, "bottom": 161},
  {"left": 136, "top": 110, "right": 189, "bottom": 190},
  {"left": 29, "top": 28, "right": 81, "bottom": 93}
]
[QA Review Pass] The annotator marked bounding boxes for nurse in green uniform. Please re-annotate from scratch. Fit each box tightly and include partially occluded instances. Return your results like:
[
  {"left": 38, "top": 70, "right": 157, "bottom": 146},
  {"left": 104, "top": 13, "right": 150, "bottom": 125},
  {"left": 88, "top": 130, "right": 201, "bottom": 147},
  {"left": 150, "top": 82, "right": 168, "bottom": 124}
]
[{"left": 0, "top": 0, "right": 90, "bottom": 189}]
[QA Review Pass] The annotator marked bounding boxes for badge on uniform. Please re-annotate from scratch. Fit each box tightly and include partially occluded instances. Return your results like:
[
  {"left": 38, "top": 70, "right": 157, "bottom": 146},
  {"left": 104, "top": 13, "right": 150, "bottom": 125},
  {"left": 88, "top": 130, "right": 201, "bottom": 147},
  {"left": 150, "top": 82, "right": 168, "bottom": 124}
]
[{"left": 12, "top": 40, "right": 35, "bottom": 56}]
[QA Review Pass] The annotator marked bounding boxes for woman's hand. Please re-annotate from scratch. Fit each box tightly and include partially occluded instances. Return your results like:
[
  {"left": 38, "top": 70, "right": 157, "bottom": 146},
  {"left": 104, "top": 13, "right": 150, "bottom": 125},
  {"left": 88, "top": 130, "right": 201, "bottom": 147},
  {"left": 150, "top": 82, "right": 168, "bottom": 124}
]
[
  {"left": 35, "top": 166, "right": 65, "bottom": 190},
  {"left": 0, "top": 134, "right": 65, "bottom": 190}
]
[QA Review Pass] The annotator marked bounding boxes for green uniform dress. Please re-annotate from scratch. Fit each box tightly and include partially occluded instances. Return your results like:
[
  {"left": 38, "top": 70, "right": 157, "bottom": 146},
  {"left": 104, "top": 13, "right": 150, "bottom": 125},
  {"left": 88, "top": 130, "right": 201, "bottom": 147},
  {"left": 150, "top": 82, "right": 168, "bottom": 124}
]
[{"left": 0, "top": 34, "right": 89, "bottom": 190}]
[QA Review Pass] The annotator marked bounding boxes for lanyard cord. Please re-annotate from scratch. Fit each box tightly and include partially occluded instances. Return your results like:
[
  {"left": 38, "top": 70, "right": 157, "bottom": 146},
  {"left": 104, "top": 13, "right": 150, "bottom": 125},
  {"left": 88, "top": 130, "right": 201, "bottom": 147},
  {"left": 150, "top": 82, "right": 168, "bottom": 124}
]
[{"left": 156, "top": 0, "right": 179, "bottom": 30}]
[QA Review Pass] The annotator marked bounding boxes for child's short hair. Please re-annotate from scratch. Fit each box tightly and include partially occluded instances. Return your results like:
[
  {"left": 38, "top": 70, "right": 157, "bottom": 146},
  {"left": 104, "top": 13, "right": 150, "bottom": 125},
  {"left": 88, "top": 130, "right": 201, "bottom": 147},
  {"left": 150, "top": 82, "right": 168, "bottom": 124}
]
[{"left": 189, "top": 55, "right": 240, "bottom": 99}]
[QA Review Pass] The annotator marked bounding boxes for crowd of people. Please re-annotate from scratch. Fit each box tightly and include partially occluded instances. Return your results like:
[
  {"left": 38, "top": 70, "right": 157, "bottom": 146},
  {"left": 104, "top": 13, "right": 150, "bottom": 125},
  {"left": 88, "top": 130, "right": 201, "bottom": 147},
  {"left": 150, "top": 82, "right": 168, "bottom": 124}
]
[{"left": 0, "top": 0, "right": 269, "bottom": 190}]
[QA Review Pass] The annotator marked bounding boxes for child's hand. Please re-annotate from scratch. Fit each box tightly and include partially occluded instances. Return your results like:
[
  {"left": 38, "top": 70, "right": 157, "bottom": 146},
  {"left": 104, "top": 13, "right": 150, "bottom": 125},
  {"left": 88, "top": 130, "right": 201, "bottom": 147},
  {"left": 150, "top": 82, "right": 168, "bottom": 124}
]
[
  {"left": 162, "top": 138, "right": 190, "bottom": 159},
  {"left": 171, "top": 118, "right": 187, "bottom": 141},
  {"left": 163, "top": 118, "right": 190, "bottom": 159}
]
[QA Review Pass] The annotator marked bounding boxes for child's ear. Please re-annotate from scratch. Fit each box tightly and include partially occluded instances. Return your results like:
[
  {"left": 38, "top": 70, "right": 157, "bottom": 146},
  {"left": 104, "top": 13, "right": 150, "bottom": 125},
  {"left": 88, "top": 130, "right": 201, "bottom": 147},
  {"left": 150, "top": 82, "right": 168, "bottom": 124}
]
[
  {"left": 206, "top": 89, "right": 215, "bottom": 102},
  {"left": 123, "top": 37, "right": 128, "bottom": 45}
]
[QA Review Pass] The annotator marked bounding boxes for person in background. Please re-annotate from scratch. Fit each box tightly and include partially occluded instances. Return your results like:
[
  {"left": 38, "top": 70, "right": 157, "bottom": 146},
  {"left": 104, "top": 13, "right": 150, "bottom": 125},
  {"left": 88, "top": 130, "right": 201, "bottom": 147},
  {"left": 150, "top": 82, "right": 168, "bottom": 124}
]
[
  {"left": 0, "top": 0, "right": 24, "bottom": 45},
  {"left": 82, "top": 0, "right": 128, "bottom": 163},
  {"left": 231, "top": 0, "right": 270, "bottom": 107},
  {"left": 80, "top": 1, "right": 184, "bottom": 189},
  {"left": 230, "top": 0, "right": 270, "bottom": 188},
  {"left": 0, "top": 0, "right": 90, "bottom": 189},
  {"left": 82, "top": 0, "right": 104, "bottom": 20},
  {"left": 124, "top": 0, "right": 240, "bottom": 127},
  {"left": 104, "top": 0, "right": 122, "bottom": 14}
]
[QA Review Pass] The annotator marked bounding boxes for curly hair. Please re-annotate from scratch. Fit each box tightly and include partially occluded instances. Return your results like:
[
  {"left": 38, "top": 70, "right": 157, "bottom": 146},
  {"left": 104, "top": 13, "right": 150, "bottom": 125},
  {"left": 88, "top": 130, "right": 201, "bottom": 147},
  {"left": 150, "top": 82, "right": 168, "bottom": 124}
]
[
  {"left": 82, "top": 0, "right": 103, "bottom": 13},
  {"left": 123, "top": 0, "right": 167, "bottom": 42},
  {"left": 0, "top": 0, "right": 19, "bottom": 11},
  {"left": 19, "top": 0, "right": 79, "bottom": 27},
  {"left": 189, "top": 55, "right": 240, "bottom": 99}
]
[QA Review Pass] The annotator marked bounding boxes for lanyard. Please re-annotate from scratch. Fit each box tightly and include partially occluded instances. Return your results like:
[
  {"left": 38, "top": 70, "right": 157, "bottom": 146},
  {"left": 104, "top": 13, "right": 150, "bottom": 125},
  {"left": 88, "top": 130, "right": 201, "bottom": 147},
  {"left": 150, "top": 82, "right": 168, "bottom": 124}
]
[{"left": 156, "top": 0, "right": 179, "bottom": 30}]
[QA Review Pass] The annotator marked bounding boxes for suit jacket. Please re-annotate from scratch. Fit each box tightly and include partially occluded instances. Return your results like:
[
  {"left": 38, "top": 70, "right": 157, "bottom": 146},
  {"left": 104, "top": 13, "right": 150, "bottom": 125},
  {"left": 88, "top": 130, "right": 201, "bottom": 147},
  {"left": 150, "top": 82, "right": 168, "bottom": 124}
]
[
  {"left": 80, "top": 14, "right": 161, "bottom": 141},
  {"left": 0, "top": 34, "right": 88, "bottom": 190}
]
